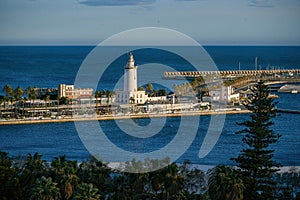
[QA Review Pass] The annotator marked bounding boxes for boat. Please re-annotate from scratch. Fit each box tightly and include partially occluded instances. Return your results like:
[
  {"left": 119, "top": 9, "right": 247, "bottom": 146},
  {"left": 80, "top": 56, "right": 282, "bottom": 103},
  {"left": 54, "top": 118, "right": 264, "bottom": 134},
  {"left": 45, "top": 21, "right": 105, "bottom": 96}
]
[
  {"left": 291, "top": 90, "right": 298, "bottom": 94},
  {"left": 279, "top": 84, "right": 300, "bottom": 93},
  {"left": 267, "top": 94, "right": 279, "bottom": 99}
]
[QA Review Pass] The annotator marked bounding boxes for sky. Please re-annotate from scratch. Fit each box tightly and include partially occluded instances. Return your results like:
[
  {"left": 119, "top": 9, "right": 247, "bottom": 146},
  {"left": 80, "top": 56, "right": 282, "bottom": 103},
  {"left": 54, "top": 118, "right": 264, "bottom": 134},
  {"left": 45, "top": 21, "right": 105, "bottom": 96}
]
[{"left": 0, "top": 0, "right": 300, "bottom": 45}]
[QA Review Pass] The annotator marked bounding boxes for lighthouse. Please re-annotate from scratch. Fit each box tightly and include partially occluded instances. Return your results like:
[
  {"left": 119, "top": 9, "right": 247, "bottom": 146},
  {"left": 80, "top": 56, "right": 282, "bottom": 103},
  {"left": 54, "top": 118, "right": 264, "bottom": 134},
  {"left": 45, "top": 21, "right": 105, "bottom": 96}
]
[
  {"left": 124, "top": 53, "right": 137, "bottom": 92},
  {"left": 115, "top": 53, "right": 147, "bottom": 104}
]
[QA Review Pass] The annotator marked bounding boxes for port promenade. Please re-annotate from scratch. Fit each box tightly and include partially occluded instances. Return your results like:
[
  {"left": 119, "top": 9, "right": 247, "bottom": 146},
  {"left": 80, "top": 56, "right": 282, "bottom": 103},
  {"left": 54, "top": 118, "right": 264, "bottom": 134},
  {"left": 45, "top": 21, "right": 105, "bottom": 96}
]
[{"left": 163, "top": 69, "right": 300, "bottom": 78}]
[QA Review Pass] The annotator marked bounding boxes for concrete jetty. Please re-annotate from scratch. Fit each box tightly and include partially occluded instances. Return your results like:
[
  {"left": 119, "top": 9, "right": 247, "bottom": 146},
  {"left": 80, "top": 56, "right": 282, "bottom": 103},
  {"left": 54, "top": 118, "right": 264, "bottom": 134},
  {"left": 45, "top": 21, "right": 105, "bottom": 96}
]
[{"left": 277, "top": 109, "right": 300, "bottom": 114}]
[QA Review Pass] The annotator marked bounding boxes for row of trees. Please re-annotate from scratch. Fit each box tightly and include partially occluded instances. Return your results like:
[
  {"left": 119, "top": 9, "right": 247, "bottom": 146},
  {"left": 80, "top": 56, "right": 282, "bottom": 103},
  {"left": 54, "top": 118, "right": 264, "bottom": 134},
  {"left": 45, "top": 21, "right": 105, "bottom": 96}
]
[
  {"left": 1, "top": 85, "right": 39, "bottom": 107},
  {"left": 1, "top": 85, "right": 67, "bottom": 118},
  {"left": 1, "top": 85, "right": 42, "bottom": 118},
  {"left": 139, "top": 83, "right": 167, "bottom": 97},
  {"left": 2, "top": 85, "right": 115, "bottom": 107},
  {"left": 223, "top": 75, "right": 252, "bottom": 87},
  {"left": 0, "top": 84, "right": 117, "bottom": 118}
]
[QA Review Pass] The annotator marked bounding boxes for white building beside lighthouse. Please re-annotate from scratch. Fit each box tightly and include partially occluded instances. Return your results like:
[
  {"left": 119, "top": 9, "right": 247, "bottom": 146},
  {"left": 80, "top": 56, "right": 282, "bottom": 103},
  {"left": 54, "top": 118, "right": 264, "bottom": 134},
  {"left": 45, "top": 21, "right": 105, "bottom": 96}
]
[{"left": 115, "top": 53, "right": 147, "bottom": 104}]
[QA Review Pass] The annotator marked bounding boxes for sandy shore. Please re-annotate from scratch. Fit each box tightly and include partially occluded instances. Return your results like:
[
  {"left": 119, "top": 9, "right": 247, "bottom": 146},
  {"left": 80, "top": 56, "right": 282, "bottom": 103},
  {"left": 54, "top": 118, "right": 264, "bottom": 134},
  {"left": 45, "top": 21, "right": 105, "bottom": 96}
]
[{"left": 0, "top": 109, "right": 251, "bottom": 125}]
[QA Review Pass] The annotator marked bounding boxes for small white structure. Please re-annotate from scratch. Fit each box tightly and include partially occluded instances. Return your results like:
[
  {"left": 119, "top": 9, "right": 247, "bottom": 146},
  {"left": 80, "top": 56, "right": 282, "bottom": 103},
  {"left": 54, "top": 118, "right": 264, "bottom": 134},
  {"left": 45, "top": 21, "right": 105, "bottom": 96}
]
[
  {"left": 147, "top": 96, "right": 167, "bottom": 102},
  {"left": 115, "top": 53, "right": 147, "bottom": 104},
  {"left": 210, "top": 86, "right": 239, "bottom": 102},
  {"left": 116, "top": 91, "right": 147, "bottom": 104}
]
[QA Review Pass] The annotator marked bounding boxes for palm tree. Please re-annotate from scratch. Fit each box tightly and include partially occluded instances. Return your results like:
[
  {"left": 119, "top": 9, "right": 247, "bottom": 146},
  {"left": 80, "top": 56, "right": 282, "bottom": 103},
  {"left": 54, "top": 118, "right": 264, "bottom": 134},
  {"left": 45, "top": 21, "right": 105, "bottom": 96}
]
[
  {"left": 162, "top": 163, "right": 185, "bottom": 199},
  {"left": 105, "top": 90, "right": 112, "bottom": 113},
  {"left": 149, "top": 163, "right": 184, "bottom": 200},
  {"left": 3, "top": 84, "right": 14, "bottom": 98},
  {"left": 30, "top": 176, "right": 61, "bottom": 200},
  {"left": 20, "top": 152, "right": 47, "bottom": 198},
  {"left": 137, "top": 86, "right": 145, "bottom": 91},
  {"left": 26, "top": 86, "right": 38, "bottom": 103},
  {"left": 77, "top": 158, "right": 112, "bottom": 198},
  {"left": 0, "top": 97, "right": 2, "bottom": 118},
  {"left": 0, "top": 151, "right": 22, "bottom": 199},
  {"left": 110, "top": 174, "right": 133, "bottom": 199},
  {"left": 44, "top": 95, "right": 50, "bottom": 117},
  {"left": 132, "top": 173, "right": 149, "bottom": 196},
  {"left": 208, "top": 165, "right": 244, "bottom": 200},
  {"left": 51, "top": 155, "right": 79, "bottom": 200},
  {"left": 73, "top": 183, "right": 100, "bottom": 200},
  {"left": 3, "top": 84, "right": 14, "bottom": 107},
  {"left": 0, "top": 95, "right": 4, "bottom": 107},
  {"left": 0, "top": 96, "right": 5, "bottom": 118},
  {"left": 58, "top": 96, "right": 70, "bottom": 105},
  {"left": 146, "top": 83, "right": 154, "bottom": 95},
  {"left": 179, "top": 160, "right": 207, "bottom": 196},
  {"left": 94, "top": 91, "right": 101, "bottom": 114},
  {"left": 26, "top": 86, "right": 38, "bottom": 117},
  {"left": 14, "top": 86, "right": 24, "bottom": 117},
  {"left": 14, "top": 86, "right": 24, "bottom": 100}
]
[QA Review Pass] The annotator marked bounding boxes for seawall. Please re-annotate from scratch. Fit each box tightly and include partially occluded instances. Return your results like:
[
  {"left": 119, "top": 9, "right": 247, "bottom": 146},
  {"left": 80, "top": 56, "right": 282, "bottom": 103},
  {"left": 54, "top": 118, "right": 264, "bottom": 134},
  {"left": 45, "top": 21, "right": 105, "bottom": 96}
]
[{"left": 0, "top": 109, "right": 251, "bottom": 126}]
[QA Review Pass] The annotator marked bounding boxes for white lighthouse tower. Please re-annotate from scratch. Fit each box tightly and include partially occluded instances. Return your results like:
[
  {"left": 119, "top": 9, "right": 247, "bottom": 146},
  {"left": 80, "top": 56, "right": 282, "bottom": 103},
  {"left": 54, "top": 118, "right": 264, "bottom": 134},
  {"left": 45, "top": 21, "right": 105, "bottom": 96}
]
[
  {"left": 115, "top": 53, "right": 147, "bottom": 104},
  {"left": 124, "top": 53, "right": 137, "bottom": 92}
]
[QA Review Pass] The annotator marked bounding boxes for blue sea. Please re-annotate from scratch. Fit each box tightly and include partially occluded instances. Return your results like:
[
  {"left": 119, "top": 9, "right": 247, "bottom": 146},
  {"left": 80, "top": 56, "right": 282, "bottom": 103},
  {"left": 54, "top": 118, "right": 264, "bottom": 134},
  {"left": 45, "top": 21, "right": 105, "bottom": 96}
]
[{"left": 0, "top": 46, "right": 299, "bottom": 166}]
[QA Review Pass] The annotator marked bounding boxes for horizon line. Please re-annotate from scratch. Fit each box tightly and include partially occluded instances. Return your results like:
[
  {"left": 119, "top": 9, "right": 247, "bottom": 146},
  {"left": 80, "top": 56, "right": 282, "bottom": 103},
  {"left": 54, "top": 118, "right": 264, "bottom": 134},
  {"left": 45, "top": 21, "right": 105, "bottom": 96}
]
[{"left": 1, "top": 43, "right": 300, "bottom": 47}]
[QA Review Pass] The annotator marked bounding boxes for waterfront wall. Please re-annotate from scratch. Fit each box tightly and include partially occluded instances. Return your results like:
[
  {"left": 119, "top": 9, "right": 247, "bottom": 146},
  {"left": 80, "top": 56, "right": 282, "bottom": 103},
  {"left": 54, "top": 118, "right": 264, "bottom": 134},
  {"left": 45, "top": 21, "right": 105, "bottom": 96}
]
[{"left": 0, "top": 109, "right": 251, "bottom": 125}]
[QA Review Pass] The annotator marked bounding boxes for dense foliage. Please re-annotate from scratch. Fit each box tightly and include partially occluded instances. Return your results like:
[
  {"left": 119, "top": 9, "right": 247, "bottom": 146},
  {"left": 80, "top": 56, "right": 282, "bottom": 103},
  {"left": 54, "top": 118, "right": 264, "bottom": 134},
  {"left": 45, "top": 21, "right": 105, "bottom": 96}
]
[
  {"left": 0, "top": 152, "right": 207, "bottom": 200},
  {"left": 1, "top": 151, "right": 299, "bottom": 200}
]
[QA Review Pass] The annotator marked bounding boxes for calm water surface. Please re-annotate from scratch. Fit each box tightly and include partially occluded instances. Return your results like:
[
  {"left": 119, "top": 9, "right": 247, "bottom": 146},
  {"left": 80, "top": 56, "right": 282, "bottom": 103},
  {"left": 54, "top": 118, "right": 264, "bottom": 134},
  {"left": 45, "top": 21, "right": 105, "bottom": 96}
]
[{"left": 0, "top": 104, "right": 299, "bottom": 166}]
